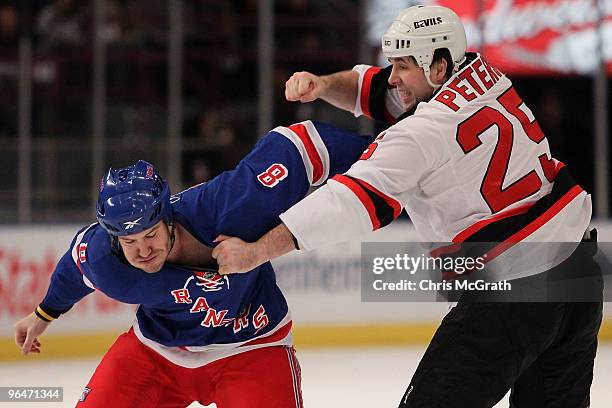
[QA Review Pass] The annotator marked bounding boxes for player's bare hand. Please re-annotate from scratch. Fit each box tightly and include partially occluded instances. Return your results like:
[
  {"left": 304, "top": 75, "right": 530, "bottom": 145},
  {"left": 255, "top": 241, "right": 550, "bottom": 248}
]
[
  {"left": 14, "top": 312, "right": 50, "bottom": 355},
  {"left": 285, "top": 71, "right": 325, "bottom": 103},
  {"left": 213, "top": 235, "right": 263, "bottom": 275}
]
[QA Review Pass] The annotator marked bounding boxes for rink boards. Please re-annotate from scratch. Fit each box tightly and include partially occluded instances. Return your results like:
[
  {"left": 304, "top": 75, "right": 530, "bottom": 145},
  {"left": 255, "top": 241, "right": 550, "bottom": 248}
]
[{"left": 0, "top": 221, "right": 610, "bottom": 360}]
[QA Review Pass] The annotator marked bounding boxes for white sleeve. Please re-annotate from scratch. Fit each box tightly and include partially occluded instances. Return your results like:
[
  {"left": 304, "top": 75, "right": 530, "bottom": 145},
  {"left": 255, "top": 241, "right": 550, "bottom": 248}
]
[
  {"left": 352, "top": 64, "right": 372, "bottom": 117},
  {"left": 280, "top": 122, "right": 438, "bottom": 250},
  {"left": 280, "top": 179, "right": 373, "bottom": 250}
]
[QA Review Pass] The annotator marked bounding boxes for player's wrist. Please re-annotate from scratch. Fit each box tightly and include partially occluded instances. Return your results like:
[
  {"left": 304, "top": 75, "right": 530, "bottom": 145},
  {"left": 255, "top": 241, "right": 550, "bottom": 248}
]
[
  {"left": 253, "top": 223, "right": 296, "bottom": 268},
  {"left": 251, "top": 240, "right": 272, "bottom": 269},
  {"left": 318, "top": 74, "right": 333, "bottom": 98},
  {"left": 34, "top": 305, "right": 56, "bottom": 323}
]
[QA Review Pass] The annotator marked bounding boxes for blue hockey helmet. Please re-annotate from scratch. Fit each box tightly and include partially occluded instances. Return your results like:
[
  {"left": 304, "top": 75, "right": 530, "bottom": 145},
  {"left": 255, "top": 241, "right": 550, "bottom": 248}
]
[{"left": 96, "top": 160, "right": 172, "bottom": 237}]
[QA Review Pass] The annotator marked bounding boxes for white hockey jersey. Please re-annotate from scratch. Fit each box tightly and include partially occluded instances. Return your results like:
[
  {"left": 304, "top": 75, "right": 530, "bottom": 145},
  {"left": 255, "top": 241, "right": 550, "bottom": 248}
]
[{"left": 280, "top": 54, "right": 591, "bottom": 280}]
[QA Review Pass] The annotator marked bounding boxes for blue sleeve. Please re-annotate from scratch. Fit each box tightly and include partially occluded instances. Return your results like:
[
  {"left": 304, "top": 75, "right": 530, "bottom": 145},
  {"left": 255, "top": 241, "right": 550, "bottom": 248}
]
[
  {"left": 39, "top": 234, "right": 95, "bottom": 317},
  {"left": 309, "top": 121, "right": 375, "bottom": 179},
  {"left": 177, "top": 120, "right": 373, "bottom": 243}
]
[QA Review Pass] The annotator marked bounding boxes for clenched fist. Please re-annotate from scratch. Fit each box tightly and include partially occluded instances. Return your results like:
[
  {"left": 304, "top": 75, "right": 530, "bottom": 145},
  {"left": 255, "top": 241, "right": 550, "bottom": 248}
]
[
  {"left": 285, "top": 71, "right": 327, "bottom": 103},
  {"left": 212, "top": 235, "right": 263, "bottom": 275}
]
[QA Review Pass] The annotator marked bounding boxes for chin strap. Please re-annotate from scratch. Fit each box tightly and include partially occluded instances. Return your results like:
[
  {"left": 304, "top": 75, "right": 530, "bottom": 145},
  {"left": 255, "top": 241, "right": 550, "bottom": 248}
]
[
  {"left": 423, "top": 65, "right": 442, "bottom": 91},
  {"left": 168, "top": 221, "right": 176, "bottom": 253}
]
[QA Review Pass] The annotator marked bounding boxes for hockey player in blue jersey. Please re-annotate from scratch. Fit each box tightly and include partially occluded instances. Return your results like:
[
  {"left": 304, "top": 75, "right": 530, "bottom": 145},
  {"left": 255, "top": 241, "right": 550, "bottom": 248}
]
[{"left": 14, "top": 120, "right": 373, "bottom": 407}]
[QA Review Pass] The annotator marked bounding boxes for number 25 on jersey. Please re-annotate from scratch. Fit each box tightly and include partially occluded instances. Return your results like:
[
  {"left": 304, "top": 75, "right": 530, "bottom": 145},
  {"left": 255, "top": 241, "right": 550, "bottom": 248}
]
[{"left": 456, "top": 86, "right": 557, "bottom": 214}]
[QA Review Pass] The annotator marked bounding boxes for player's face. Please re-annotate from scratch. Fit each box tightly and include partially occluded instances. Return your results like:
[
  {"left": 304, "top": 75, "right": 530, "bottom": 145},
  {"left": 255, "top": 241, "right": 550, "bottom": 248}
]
[
  {"left": 387, "top": 57, "right": 434, "bottom": 110},
  {"left": 119, "top": 221, "right": 171, "bottom": 273}
]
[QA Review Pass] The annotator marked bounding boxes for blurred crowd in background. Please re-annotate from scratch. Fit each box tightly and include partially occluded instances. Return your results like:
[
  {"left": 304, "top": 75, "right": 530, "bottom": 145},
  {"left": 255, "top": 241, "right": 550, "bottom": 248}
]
[{"left": 0, "top": 0, "right": 606, "bottom": 222}]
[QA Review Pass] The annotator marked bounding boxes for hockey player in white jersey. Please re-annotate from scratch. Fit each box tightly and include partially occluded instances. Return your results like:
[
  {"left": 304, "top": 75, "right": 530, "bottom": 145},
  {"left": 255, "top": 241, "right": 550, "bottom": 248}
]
[{"left": 213, "top": 5, "right": 603, "bottom": 407}]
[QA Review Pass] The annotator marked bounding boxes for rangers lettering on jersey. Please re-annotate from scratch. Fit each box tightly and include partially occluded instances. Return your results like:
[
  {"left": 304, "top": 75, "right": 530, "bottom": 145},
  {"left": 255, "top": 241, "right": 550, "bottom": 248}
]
[
  {"left": 190, "top": 297, "right": 212, "bottom": 313},
  {"left": 253, "top": 305, "right": 269, "bottom": 332},
  {"left": 233, "top": 305, "right": 251, "bottom": 334},
  {"left": 201, "top": 308, "right": 230, "bottom": 328},
  {"left": 171, "top": 288, "right": 192, "bottom": 304}
]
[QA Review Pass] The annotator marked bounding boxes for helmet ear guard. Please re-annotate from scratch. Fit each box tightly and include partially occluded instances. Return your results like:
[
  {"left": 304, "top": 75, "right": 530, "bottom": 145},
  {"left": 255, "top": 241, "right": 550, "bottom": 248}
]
[
  {"left": 96, "top": 160, "right": 173, "bottom": 238},
  {"left": 382, "top": 5, "right": 467, "bottom": 88}
]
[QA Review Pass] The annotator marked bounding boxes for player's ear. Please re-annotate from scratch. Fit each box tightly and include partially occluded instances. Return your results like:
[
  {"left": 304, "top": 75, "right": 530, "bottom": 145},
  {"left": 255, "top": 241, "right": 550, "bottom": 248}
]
[{"left": 431, "top": 57, "right": 448, "bottom": 85}]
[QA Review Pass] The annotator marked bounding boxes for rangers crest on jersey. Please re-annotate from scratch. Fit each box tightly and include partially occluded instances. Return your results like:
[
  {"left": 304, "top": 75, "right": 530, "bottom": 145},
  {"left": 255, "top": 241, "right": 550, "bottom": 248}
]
[
  {"left": 194, "top": 271, "right": 230, "bottom": 292},
  {"left": 170, "top": 271, "right": 229, "bottom": 305}
]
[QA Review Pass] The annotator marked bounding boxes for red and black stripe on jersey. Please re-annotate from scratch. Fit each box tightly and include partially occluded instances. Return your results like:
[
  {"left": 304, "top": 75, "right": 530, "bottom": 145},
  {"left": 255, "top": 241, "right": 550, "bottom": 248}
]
[
  {"left": 360, "top": 66, "right": 382, "bottom": 120},
  {"left": 363, "top": 66, "right": 398, "bottom": 126},
  {"left": 437, "top": 167, "right": 585, "bottom": 280},
  {"left": 331, "top": 174, "right": 402, "bottom": 230},
  {"left": 457, "top": 166, "right": 583, "bottom": 244}
]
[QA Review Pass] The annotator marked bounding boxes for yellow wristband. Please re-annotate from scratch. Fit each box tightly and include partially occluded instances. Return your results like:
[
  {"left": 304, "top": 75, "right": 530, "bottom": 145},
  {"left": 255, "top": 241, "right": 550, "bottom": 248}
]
[{"left": 35, "top": 306, "right": 55, "bottom": 322}]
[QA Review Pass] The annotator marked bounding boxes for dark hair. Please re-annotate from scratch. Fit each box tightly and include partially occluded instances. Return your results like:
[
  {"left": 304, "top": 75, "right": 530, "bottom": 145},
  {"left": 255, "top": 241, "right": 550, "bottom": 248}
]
[{"left": 432, "top": 48, "right": 454, "bottom": 80}]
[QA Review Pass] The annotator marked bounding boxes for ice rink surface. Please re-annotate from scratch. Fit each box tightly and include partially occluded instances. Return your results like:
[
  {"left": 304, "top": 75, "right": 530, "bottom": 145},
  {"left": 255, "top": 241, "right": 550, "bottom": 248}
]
[{"left": 1, "top": 344, "right": 611, "bottom": 407}]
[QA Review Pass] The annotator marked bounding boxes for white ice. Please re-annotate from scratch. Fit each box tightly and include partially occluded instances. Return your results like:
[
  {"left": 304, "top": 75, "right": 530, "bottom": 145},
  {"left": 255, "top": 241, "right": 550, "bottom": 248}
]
[{"left": 1, "top": 345, "right": 610, "bottom": 407}]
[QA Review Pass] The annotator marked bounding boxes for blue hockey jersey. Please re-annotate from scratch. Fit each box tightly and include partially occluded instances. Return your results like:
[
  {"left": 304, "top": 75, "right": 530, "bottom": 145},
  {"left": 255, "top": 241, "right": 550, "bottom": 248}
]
[{"left": 39, "top": 121, "right": 373, "bottom": 367}]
